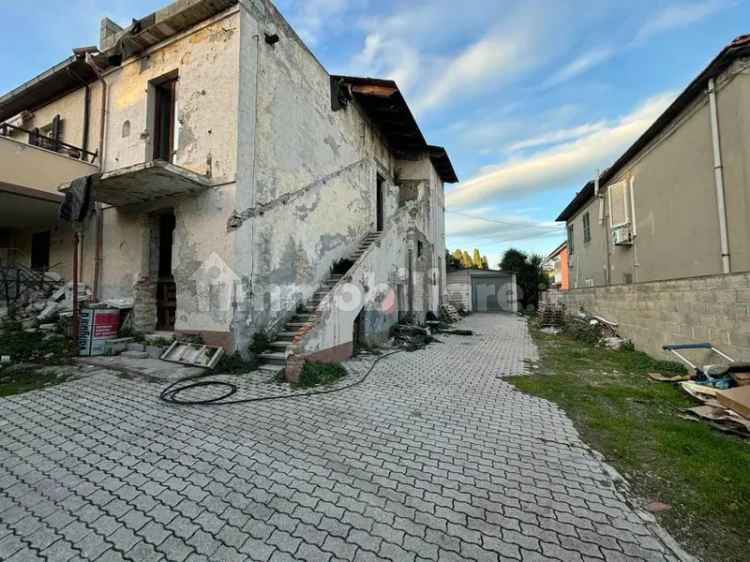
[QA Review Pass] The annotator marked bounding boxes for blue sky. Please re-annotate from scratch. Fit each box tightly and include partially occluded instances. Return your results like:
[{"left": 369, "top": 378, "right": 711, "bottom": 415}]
[{"left": 2, "top": 0, "right": 748, "bottom": 266}]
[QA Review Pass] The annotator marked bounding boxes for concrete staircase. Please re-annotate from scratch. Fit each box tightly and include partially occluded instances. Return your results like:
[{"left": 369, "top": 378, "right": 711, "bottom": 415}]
[{"left": 257, "top": 232, "right": 381, "bottom": 372}]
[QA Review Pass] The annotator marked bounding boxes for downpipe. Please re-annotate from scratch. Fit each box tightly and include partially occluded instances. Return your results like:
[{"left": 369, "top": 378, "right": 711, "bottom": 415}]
[{"left": 708, "top": 78, "right": 731, "bottom": 274}]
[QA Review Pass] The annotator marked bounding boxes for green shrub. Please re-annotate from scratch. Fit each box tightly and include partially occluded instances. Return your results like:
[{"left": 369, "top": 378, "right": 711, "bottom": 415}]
[
  {"left": 249, "top": 332, "right": 271, "bottom": 354},
  {"left": 214, "top": 352, "right": 257, "bottom": 374},
  {"left": 296, "top": 362, "right": 346, "bottom": 388}
]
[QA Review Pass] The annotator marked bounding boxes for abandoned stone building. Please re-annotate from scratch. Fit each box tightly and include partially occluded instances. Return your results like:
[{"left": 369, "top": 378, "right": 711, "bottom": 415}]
[{"left": 0, "top": 0, "right": 457, "bottom": 371}]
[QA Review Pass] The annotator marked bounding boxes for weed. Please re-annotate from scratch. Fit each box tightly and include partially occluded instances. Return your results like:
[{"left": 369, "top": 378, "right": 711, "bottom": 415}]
[{"left": 295, "top": 362, "right": 346, "bottom": 388}]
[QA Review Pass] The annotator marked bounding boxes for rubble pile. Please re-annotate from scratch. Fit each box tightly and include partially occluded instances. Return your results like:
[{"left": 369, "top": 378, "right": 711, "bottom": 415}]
[{"left": 1, "top": 280, "right": 91, "bottom": 340}]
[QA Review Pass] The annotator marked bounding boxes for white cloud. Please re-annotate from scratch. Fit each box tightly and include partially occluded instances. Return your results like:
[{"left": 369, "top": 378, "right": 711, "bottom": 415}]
[
  {"left": 413, "top": 26, "right": 539, "bottom": 113},
  {"left": 636, "top": 0, "right": 726, "bottom": 43},
  {"left": 446, "top": 91, "right": 676, "bottom": 209},
  {"left": 447, "top": 209, "right": 564, "bottom": 242},
  {"left": 278, "top": 0, "right": 357, "bottom": 46},
  {"left": 505, "top": 120, "right": 607, "bottom": 153},
  {"left": 542, "top": 47, "right": 613, "bottom": 88},
  {"left": 446, "top": 209, "right": 565, "bottom": 268},
  {"left": 347, "top": 1, "right": 562, "bottom": 114}
]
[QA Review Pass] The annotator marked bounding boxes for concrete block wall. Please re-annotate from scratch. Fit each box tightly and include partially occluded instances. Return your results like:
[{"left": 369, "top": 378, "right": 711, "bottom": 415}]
[{"left": 547, "top": 272, "right": 750, "bottom": 361}]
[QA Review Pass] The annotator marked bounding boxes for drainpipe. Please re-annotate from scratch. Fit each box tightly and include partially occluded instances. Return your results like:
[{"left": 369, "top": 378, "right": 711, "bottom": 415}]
[
  {"left": 708, "top": 78, "right": 731, "bottom": 274},
  {"left": 84, "top": 53, "right": 109, "bottom": 300}
]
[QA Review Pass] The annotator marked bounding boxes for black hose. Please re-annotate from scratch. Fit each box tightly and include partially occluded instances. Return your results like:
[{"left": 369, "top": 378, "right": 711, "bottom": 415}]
[{"left": 159, "top": 350, "right": 403, "bottom": 406}]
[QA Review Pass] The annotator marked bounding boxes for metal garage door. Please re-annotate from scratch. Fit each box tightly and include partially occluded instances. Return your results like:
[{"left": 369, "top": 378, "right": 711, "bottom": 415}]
[{"left": 472, "top": 276, "right": 509, "bottom": 312}]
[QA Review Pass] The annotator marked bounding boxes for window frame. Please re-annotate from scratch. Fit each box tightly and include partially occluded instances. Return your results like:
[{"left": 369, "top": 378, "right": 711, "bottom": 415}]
[
  {"left": 583, "top": 211, "right": 591, "bottom": 244},
  {"left": 567, "top": 223, "right": 575, "bottom": 255}
]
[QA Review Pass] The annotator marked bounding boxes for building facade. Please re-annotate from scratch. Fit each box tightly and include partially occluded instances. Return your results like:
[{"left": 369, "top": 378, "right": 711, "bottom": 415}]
[
  {"left": 558, "top": 36, "right": 750, "bottom": 289},
  {"left": 543, "top": 242, "right": 569, "bottom": 290},
  {"left": 0, "top": 0, "right": 456, "bottom": 370}
]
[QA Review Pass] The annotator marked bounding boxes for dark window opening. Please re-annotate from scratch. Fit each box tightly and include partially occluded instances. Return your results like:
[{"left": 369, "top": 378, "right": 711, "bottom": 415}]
[
  {"left": 152, "top": 77, "right": 177, "bottom": 162},
  {"left": 156, "top": 212, "right": 176, "bottom": 330},
  {"left": 376, "top": 174, "right": 385, "bottom": 232},
  {"left": 417, "top": 240, "right": 423, "bottom": 258},
  {"left": 31, "top": 231, "right": 50, "bottom": 271}
]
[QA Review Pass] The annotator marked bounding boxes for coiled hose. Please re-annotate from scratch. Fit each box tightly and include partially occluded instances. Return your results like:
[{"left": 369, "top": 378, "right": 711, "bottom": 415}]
[{"left": 159, "top": 350, "right": 403, "bottom": 406}]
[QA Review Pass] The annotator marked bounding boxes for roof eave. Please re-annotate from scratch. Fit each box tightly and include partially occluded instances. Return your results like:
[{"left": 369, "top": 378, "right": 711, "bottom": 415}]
[{"left": 556, "top": 35, "right": 750, "bottom": 222}]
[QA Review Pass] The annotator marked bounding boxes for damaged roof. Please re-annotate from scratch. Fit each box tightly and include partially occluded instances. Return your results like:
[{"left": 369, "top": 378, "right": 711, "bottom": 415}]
[
  {"left": 0, "top": 0, "right": 238, "bottom": 123},
  {"left": 557, "top": 34, "right": 750, "bottom": 222},
  {"left": 331, "top": 75, "right": 458, "bottom": 183}
]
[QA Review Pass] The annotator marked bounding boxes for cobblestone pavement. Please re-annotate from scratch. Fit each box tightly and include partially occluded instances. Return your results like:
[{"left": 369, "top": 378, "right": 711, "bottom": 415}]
[{"left": 0, "top": 314, "right": 688, "bottom": 562}]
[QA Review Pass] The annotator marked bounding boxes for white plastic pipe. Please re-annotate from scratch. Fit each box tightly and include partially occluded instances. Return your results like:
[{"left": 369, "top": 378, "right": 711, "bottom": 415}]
[{"left": 708, "top": 78, "right": 731, "bottom": 274}]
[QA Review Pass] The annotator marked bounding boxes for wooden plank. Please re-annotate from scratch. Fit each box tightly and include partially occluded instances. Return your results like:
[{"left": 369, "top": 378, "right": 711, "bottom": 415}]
[{"left": 716, "top": 386, "right": 750, "bottom": 419}]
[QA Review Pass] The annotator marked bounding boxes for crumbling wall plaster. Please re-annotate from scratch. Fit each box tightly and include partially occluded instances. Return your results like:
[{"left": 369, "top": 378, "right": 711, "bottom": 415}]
[
  {"left": 103, "top": 9, "right": 241, "bottom": 179},
  {"left": 231, "top": 0, "right": 401, "bottom": 346}
]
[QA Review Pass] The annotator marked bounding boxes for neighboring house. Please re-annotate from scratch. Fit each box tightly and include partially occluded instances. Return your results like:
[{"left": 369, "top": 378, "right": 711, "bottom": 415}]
[
  {"left": 543, "top": 241, "right": 569, "bottom": 290},
  {"left": 446, "top": 269, "right": 518, "bottom": 313},
  {"left": 0, "top": 0, "right": 457, "bottom": 374},
  {"left": 558, "top": 35, "right": 750, "bottom": 288}
]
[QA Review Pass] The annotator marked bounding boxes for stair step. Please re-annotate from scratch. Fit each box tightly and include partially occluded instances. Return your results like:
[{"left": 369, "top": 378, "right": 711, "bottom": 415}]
[
  {"left": 286, "top": 322, "right": 312, "bottom": 329},
  {"left": 258, "top": 364, "right": 285, "bottom": 375},
  {"left": 270, "top": 341, "right": 293, "bottom": 350},
  {"left": 258, "top": 352, "right": 288, "bottom": 365},
  {"left": 276, "top": 331, "right": 300, "bottom": 340},
  {"left": 292, "top": 315, "right": 317, "bottom": 322}
]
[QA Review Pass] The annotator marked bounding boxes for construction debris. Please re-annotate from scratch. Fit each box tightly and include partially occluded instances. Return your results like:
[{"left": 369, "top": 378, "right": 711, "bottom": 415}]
[
  {"left": 716, "top": 386, "right": 750, "bottom": 420},
  {"left": 440, "top": 303, "right": 461, "bottom": 323},
  {"left": 161, "top": 341, "right": 224, "bottom": 368},
  {"left": 538, "top": 303, "right": 564, "bottom": 327}
]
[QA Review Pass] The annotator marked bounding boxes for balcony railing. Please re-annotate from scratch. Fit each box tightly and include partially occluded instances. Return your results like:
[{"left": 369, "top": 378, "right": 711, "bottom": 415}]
[{"left": 0, "top": 122, "right": 97, "bottom": 163}]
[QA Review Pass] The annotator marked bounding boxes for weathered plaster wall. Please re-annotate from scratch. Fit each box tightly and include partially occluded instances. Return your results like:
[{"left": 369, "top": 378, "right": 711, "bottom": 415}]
[
  {"left": 102, "top": 10, "right": 241, "bottom": 179},
  {"left": 231, "top": 0, "right": 405, "bottom": 348}
]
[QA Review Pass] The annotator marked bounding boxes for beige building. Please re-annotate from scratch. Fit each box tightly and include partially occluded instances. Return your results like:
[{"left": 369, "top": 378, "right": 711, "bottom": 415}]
[
  {"left": 558, "top": 35, "right": 750, "bottom": 288},
  {"left": 0, "top": 0, "right": 456, "bottom": 372}
]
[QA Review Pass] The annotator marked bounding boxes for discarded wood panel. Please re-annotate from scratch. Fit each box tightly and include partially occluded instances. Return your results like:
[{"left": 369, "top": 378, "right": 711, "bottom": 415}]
[
  {"left": 680, "top": 381, "right": 719, "bottom": 401},
  {"left": 716, "top": 386, "right": 750, "bottom": 420},
  {"left": 161, "top": 341, "right": 223, "bottom": 369},
  {"left": 648, "top": 372, "right": 690, "bottom": 383}
]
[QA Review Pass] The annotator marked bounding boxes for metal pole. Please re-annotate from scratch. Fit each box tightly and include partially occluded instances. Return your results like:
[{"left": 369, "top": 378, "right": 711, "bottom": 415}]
[{"left": 73, "top": 231, "right": 80, "bottom": 356}]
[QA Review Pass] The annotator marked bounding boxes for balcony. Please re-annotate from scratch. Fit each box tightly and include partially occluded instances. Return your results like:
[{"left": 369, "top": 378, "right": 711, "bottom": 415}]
[
  {"left": 58, "top": 160, "right": 213, "bottom": 207},
  {"left": 0, "top": 133, "right": 99, "bottom": 229}
]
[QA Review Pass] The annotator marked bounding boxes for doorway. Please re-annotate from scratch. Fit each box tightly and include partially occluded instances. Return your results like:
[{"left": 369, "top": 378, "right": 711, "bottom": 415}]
[
  {"left": 376, "top": 174, "right": 385, "bottom": 232},
  {"left": 152, "top": 76, "right": 177, "bottom": 162},
  {"left": 31, "top": 231, "right": 50, "bottom": 271},
  {"left": 156, "top": 212, "right": 176, "bottom": 330}
]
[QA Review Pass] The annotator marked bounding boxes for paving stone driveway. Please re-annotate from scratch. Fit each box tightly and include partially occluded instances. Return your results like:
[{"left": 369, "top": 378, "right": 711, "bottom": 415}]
[{"left": 0, "top": 314, "right": 687, "bottom": 562}]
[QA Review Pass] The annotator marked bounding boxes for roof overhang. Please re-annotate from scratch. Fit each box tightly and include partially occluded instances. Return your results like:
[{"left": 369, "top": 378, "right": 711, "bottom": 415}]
[
  {"left": 0, "top": 0, "right": 239, "bottom": 123},
  {"left": 331, "top": 75, "right": 458, "bottom": 183},
  {"left": 428, "top": 146, "right": 458, "bottom": 184},
  {"left": 59, "top": 160, "right": 212, "bottom": 207},
  {"left": 557, "top": 34, "right": 750, "bottom": 222}
]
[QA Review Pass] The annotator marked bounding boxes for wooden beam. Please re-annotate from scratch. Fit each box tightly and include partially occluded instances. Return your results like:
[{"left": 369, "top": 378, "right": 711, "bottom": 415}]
[{"left": 351, "top": 84, "right": 398, "bottom": 97}]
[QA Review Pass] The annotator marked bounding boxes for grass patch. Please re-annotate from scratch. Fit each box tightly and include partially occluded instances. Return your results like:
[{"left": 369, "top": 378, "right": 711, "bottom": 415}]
[
  {"left": 1, "top": 320, "right": 73, "bottom": 363},
  {"left": 295, "top": 362, "right": 347, "bottom": 388},
  {"left": 0, "top": 367, "right": 75, "bottom": 397},
  {"left": 508, "top": 327, "right": 750, "bottom": 562}
]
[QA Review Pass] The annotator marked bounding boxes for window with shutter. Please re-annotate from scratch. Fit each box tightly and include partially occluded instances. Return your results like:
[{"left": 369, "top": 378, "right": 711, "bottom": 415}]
[
  {"left": 608, "top": 180, "right": 630, "bottom": 227},
  {"left": 583, "top": 212, "right": 591, "bottom": 243}
]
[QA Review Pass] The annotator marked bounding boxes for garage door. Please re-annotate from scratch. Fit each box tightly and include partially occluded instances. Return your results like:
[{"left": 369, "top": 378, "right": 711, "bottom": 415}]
[{"left": 472, "top": 276, "right": 512, "bottom": 312}]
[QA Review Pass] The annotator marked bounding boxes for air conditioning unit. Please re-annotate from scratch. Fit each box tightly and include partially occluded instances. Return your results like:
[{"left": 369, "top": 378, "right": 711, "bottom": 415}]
[{"left": 612, "top": 225, "right": 633, "bottom": 246}]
